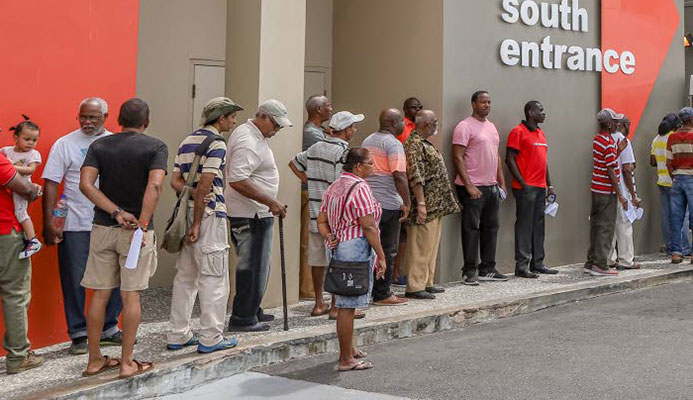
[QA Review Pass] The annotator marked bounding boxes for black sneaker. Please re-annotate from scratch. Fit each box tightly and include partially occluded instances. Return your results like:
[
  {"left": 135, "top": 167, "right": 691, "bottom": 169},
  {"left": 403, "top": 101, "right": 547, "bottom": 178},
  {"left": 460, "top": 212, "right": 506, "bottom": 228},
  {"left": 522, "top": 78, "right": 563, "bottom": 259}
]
[
  {"left": 515, "top": 270, "right": 539, "bottom": 279},
  {"left": 257, "top": 309, "right": 275, "bottom": 322},
  {"left": 478, "top": 270, "right": 509, "bottom": 281},
  {"left": 228, "top": 322, "right": 271, "bottom": 332},
  {"left": 68, "top": 337, "right": 88, "bottom": 355},
  {"left": 405, "top": 290, "right": 435, "bottom": 300},
  {"left": 100, "top": 331, "right": 123, "bottom": 347},
  {"left": 462, "top": 274, "right": 480, "bottom": 286}
]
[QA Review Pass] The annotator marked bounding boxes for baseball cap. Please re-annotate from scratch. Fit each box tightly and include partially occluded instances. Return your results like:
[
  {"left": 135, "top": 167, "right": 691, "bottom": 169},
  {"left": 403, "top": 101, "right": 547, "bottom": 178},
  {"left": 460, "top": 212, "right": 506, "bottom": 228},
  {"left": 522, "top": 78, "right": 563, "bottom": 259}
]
[
  {"left": 329, "top": 111, "right": 365, "bottom": 131},
  {"left": 258, "top": 99, "right": 293, "bottom": 128},
  {"left": 597, "top": 108, "right": 624, "bottom": 124},
  {"left": 678, "top": 107, "right": 693, "bottom": 121},
  {"left": 202, "top": 97, "right": 244, "bottom": 125}
]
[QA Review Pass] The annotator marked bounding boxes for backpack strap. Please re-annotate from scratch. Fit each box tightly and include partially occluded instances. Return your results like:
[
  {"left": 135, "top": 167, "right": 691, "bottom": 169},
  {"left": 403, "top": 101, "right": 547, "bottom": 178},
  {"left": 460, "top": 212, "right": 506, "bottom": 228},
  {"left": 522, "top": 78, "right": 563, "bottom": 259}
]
[{"left": 184, "top": 135, "right": 225, "bottom": 188}]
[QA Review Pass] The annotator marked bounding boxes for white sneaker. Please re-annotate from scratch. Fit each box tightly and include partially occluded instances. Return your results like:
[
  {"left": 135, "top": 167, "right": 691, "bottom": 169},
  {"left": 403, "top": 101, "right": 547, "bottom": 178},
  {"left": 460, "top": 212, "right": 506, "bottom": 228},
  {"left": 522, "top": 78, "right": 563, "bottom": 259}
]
[{"left": 19, "top": 238, "right": 42, "bottom": 259}]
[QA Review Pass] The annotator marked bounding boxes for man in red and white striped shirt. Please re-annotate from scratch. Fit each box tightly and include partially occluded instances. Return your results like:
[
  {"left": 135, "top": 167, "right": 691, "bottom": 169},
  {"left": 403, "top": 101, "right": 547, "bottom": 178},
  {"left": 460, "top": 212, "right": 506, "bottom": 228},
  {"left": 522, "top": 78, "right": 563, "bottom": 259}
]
[{"left": 585, "top": 108, "right": 627, "bottom": 276}]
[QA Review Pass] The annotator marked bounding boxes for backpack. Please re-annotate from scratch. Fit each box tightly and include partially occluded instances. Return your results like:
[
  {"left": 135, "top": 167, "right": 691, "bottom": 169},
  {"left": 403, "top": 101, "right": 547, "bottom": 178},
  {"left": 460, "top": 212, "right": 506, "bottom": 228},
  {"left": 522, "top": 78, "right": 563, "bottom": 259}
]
[{"left": 161, "top": 135, "right": 224, "bottom": 253}]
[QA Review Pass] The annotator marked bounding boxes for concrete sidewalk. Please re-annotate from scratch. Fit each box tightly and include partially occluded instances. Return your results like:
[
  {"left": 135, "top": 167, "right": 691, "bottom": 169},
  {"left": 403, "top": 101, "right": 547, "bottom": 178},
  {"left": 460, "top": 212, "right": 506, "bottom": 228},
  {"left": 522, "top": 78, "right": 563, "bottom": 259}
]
[{"left": 3, "top": 254, "right": 691, "bottom": 400}]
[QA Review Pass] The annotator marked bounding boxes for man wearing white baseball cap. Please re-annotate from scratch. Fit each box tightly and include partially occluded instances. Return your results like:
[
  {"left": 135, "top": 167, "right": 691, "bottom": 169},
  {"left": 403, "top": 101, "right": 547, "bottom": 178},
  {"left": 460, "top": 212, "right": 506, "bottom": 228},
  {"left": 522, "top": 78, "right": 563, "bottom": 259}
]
[
  {"left": 289, "top": 111, "right": 363, "bottom": 318},
  {"left": 225, "top": 99, "right": 292, "bottom": 332}
]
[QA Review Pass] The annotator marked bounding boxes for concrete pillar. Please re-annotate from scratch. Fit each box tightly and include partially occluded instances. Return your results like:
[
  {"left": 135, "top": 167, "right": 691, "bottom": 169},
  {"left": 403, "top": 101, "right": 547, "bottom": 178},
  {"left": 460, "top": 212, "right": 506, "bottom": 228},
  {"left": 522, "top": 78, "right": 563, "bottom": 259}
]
[{"left": 226, "top": 0, "right": 306, "bottom": 308}]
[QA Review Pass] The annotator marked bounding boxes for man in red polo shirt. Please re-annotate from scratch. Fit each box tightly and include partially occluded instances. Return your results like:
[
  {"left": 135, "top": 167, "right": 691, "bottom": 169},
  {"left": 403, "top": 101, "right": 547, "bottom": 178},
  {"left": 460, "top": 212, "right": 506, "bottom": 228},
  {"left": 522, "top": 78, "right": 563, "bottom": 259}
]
[
  {"left": 506, "top": 101, "right": 558, "bottom": 278},
  {"left": 0, "top": 151, "right": 42, "bottom": 374}
]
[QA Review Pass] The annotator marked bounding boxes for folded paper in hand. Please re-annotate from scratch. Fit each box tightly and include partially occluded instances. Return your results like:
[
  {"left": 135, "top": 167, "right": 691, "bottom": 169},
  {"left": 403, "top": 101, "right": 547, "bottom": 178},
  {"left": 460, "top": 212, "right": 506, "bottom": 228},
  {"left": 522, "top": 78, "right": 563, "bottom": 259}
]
[
  {"left": 545, "top": 202, "right": 559, "bottom": 217},
  {"left": 125, "top": 228, "right": 143, "bottom": 270}
]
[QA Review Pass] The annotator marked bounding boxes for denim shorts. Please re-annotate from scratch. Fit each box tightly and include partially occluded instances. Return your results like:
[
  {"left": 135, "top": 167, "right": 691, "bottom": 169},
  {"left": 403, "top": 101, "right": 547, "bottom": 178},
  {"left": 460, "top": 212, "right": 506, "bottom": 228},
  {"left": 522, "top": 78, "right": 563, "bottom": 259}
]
[{"left": 328, "top": 237, "right": 374, "bottom": 309}]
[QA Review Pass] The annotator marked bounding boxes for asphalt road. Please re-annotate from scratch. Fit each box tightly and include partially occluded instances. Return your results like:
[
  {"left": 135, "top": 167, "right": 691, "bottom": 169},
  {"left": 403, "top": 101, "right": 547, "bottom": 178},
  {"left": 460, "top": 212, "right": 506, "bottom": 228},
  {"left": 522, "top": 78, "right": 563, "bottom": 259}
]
[{"left": 259, "top": 281, "right": 693, "bottom": 400}]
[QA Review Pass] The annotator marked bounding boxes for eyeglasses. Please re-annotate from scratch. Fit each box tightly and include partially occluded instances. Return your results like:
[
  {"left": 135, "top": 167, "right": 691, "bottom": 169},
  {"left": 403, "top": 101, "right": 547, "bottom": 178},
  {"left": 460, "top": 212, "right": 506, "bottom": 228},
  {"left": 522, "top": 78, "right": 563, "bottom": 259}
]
[
  {"left": 78, "top": 115, "right": 104, "bottom": 122},
  {"left": 361, "top": 161, "right": 374, "bottom": 166},
  {"left": 269, "top": 116, "right": 281, "bottom": 131}
]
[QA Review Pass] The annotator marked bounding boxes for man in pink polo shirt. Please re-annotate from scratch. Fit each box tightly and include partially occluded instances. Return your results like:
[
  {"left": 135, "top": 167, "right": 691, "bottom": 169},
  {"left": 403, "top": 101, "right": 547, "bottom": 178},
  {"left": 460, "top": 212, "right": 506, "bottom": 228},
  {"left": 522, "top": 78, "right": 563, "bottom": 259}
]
[{"left": 452, "top": 91, "right": 508, "bottom": 286}]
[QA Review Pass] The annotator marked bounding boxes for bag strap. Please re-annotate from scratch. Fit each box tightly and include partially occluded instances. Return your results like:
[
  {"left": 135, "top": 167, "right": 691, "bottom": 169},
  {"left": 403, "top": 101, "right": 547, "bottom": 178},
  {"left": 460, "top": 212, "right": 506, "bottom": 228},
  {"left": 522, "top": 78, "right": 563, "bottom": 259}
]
[
  {"left": 184, "top": 135, "right": 225, "bottom": 188},
  {"left": 342, "top": 180, "right": 362, "bottom": 209}
]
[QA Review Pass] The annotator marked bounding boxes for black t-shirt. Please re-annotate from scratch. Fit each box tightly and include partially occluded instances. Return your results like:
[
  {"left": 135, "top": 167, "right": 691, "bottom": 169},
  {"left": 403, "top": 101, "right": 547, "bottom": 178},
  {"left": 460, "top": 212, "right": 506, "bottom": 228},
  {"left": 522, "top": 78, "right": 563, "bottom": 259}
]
[{"left": 82, "top": 131, "right": 168, "bottom": 227}]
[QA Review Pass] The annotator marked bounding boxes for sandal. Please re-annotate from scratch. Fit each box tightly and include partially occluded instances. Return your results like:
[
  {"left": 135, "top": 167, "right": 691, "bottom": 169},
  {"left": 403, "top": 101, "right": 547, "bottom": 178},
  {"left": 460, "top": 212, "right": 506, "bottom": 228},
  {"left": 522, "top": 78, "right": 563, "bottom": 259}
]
[
  {"left": 118, "top": 359, "right": 155, "bottom": 379},
  {"left": 337, "top": 360, "right": 374, "bottom": 372},
  {"left": 82, "top": 355, "right": 121, "bottom": 377},
  {"left": 310, "top": 307, "right": 331, "bottom": 317}
]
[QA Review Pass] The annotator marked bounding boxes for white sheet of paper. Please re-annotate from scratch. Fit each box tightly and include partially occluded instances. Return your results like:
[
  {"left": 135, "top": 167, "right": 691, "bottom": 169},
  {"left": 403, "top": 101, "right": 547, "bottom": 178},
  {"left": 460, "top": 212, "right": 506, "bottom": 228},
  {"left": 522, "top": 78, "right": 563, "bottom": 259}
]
[
  {"left": 499, "top": 188, "right": 507, "bottom": 201},
  {"left": 124, "top": 228, "right": 143, "bottom": 270},
  {"left": 624, "top": 205, "right": 637, "bottom": 224},
  {"left": 545, "top": 202, "right": 559, "bottom": 217},
  {"left": 635, "top": 207, "right": 644, "bottom": 220}
]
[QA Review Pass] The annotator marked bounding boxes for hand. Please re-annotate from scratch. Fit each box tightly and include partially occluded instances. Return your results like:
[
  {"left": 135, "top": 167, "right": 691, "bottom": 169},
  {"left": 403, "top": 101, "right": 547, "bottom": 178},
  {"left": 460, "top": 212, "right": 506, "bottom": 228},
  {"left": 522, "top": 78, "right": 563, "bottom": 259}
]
[
  {"left": 632, "top": 196, "right": 642, "bottom": 208},
  {"left": 547, "top": 187, "right": 556, "bottom": 198},
  {"left": 375, "top": 257, "right": 386, "bottom": 279},
  {"left": 416, "top": 204, "right": 427, "bottom": 225},
  {"left": 186, "top": 223, "right": 201, "bottom": 243},
  {"left": 34, "top": 184, "right": 43, "bottom": 198},
  {"left": 399, "top": 204, "right": 410, "bottom": 222},
  {"left": 22, "top": 184, "right": 41, "bottom": 202},
  {"left": 42, "top": 222, "right": 63, "bottom": 245},
  {"left": 326, "top": 233, "right": 339, "bottom": 249},
  {"left": 115, "top": 211, "right": 139, "bottom": 230},
  {"left": 618, "top": 195, "right": 628, "bottom": 210},
  {"left": 192, "top": 188, "right": 215, "bottom": 205},
  {"left": 269, "top": 200, "right": 287, "bottom": 218},
  {"left": 465, "top": 184, "right": 482, "bottom": 200}
]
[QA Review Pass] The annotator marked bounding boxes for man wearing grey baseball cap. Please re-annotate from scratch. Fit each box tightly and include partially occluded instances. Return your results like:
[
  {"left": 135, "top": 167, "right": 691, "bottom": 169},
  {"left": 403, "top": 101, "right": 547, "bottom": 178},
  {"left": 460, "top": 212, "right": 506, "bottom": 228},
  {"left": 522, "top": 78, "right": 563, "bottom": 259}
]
[
  {"left": 666, "top": 107, "right": 693, "bottom": 264},
  {"left": 585, "top": 108, "right": 627, "bottom": 276},
  {"left": 289, "top": 111, "right": 363, "bottom": 318},
  {"left": 225, "top": 99, "right": 292, "bottom": 332}
]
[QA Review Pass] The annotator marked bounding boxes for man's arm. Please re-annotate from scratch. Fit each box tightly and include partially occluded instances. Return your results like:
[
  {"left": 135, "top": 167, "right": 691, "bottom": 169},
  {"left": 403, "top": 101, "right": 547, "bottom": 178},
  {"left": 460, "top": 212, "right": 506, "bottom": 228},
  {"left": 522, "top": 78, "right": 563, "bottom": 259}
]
[
  {"left": 606, "top": 165, "right": 627, "bottom": 208},
  {"left": 80, "top": 166, "right": 138, "bottom": 228},
  {"left": 411, "top": 183, "right": 426, "bottom": 224},
  {"left": 650, "top": 155, "right": 657, "bottom": 168},
  {"left": 170, "top": 171, "right": 185, "bottom": 194},
  {"left": 186, "top": 172, "right": 214, "bottom": 243},
  {"left": 6, "top": 173, "right": 39, "bottom": 201},
  {"left": 452, "top": 144, "right": 482, "bottom": 199},
  {"left": 505, "top": 149, "right": 525, "bottom": 188},
  {"left": 393, "top": 171, "right": 410, "bottom": 222},
  {"left": 42, "top": 179, "right": 63, "bottom": 245},
  {"left": 14, "top": 162, "right": 39, "bottom": 176},
  {"left": 288, "top": 161, "right": 308, "bottom": 184},
  {"left": 137, "top": 169, "right": 166, "bottom": 230},
  {"left": 496, "top": 154, "right": 506, "bottom": 192},
  {"left": 229, "top": 179, "right": 286, "bottom": 217},
  {"left": 546, "top": 167, "right": 555, "bottom": 197},
  {"left": 622, "top": 163, "right": 640, "bottom": 207}
]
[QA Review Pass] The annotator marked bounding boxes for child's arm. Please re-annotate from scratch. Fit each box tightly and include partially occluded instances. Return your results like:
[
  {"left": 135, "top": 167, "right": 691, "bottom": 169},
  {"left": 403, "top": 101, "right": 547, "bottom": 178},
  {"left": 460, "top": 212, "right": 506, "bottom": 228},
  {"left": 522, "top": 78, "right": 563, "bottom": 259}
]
[{"left": 14, "top": 161, "right": 39, "bottom": 176}]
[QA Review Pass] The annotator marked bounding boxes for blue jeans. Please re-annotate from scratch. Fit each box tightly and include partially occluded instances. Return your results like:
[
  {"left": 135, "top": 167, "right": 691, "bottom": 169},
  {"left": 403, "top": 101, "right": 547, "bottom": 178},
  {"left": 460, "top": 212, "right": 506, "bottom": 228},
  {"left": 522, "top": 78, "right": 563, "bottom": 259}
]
[
  {"left": 228, "top": 216, "right": 274, "bottom": 326},
  {"left": 58, "top": 231, "right": 121, "bottom": 340},
  {"left": 659, "top": 185, "right": 691, "bottom": 255},
  {"left": 669, "top": 176, "right": 693, "bottom": 255},
  {"left": 328, "top": 237, "right": 374, "bottom": 309}
]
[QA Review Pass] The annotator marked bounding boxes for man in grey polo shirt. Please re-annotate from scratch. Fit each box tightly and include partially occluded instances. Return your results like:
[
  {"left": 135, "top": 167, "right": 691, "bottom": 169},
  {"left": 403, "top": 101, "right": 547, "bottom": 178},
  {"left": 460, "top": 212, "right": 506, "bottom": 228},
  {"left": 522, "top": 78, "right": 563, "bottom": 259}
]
[{"left": 225, "top": 99, "right": 291, "bottom": 332}]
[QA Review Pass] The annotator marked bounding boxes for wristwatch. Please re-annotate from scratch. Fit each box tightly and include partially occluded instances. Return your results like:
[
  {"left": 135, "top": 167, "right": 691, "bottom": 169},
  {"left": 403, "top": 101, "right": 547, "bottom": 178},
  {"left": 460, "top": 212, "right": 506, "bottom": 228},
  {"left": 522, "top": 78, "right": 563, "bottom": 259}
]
[{"left": 111, "top": 208, "right": 122, "bottom": 219}]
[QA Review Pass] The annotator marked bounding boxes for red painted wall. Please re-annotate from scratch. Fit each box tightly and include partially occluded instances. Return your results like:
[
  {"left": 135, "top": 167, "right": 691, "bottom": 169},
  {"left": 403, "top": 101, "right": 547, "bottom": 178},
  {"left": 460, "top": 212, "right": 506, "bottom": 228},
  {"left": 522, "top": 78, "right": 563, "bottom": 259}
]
[{"left": 0, "top": 1, "right": 139, "bottom": 353}]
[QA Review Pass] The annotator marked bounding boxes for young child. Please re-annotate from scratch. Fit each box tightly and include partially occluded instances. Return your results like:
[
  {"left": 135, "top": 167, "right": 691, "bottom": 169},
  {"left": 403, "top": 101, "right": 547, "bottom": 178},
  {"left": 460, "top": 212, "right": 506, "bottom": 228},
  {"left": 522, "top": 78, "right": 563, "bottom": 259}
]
[{"left": 1, "top": 115, "right": 43, "bottom": 259}]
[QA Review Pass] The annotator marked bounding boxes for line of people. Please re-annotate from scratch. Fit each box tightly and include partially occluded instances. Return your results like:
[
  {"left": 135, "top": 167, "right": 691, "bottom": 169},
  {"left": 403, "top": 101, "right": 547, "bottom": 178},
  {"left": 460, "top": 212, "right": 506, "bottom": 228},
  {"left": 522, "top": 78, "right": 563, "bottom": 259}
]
[{"left": 0, "top": 91, "right": 669, "bottom": 376}]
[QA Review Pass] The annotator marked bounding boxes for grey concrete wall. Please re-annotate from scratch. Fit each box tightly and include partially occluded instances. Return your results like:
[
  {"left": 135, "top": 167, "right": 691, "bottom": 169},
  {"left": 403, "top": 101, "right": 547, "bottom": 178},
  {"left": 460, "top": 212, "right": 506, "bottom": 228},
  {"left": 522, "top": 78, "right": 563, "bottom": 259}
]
[
  {"left": 685, "top": 4, "right": 693, "bottom": 101},
  {"left": 439, "top": 0, "right": 685, "bottom": 281}
]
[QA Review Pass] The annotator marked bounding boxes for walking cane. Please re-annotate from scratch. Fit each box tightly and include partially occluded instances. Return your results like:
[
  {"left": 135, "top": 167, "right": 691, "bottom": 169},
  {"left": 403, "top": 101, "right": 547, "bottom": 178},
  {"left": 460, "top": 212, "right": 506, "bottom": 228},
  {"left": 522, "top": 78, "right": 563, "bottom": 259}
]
[{"left": 278, "top": 215, "right": 289, "bottom": 331}]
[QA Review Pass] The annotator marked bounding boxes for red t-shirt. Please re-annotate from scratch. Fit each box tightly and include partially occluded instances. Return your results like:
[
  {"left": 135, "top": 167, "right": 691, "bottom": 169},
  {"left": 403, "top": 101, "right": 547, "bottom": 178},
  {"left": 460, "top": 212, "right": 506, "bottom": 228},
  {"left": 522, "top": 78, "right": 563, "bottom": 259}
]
[
  {"left": 591, "top": 132, "right": 620, "bottom": 194},
  {"left": 666, "top": 130, "right": 693, "bottom": 175},
  {"left": 506, "top": 122, "right": 548, "bottom": 189},
  {"left": 397, "top": 117, "right": 416, "bottom": 144},
  {"left": 0, "top": 153, "right": 20, "bottom": 235}
]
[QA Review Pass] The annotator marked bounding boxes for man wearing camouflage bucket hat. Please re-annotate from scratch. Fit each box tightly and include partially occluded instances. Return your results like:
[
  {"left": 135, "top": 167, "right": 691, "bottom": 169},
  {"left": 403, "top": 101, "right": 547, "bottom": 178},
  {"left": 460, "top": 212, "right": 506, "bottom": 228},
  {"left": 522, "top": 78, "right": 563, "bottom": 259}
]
[{"left": 167, "top": 97, "right": 243, "bottom": 353}]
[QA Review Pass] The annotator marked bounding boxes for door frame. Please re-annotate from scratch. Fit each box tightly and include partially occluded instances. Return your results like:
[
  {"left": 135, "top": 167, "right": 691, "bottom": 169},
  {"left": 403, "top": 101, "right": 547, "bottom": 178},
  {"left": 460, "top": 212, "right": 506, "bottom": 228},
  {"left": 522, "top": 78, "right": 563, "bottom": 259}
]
[
  {"left": 188, "top": 58, "right": 226, "bottom": 132},
  {"left": 304, "top": 65, "right": 331, "bottom": 99}
]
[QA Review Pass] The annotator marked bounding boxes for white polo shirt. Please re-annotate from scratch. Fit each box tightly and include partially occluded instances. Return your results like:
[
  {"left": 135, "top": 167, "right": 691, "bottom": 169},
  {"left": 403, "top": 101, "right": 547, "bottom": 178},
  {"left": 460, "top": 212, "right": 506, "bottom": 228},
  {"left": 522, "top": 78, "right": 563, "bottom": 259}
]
[
  {"left": 42, "top": 129, "right": 112, "bottom": 232},
  {"left": 225, "top": 120, "right": 279, "bottom": 218}
]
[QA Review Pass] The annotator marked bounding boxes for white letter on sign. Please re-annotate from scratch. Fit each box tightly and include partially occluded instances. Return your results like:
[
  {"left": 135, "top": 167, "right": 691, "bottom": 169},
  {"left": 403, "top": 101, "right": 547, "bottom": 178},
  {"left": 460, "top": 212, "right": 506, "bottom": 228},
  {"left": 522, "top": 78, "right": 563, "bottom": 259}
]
[
  {"left": 501, "top": 0, "right": 520, "bottom": 24},
  {"left": 500, "top": 39, "right": 521, "bottom": 66}
]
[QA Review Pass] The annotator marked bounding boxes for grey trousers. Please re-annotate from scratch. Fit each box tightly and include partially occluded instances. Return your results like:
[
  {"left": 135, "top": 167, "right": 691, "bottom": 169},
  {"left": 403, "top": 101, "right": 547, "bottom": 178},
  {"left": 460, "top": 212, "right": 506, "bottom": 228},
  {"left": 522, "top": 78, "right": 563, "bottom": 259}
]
[{"left": 586, "top": 193, "right": 617, "bottom": 268}]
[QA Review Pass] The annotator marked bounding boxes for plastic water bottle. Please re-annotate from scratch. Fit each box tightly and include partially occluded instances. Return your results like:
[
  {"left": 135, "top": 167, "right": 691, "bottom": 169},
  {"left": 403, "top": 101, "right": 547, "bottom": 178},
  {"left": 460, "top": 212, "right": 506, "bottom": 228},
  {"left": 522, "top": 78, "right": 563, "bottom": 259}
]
[{"left": 52, "top": 195, "right": 68, "bottom": 232}]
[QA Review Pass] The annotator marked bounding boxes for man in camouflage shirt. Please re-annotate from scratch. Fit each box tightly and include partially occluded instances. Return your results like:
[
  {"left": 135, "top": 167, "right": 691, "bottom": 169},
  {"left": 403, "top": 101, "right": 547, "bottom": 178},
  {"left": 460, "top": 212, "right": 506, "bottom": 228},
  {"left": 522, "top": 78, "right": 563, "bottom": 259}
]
[{"left": 403, "top": 110, "right": 460, "bottom": 299}]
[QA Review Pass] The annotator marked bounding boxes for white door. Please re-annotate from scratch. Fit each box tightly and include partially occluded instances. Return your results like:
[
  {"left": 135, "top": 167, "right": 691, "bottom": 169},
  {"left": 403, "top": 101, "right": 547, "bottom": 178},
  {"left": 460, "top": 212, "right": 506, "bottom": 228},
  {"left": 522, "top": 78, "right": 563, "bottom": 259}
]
[
  {"left": 192, "top": 64, "right": 226, "bottom": 131},
  {"left": 303, "top": 69, "right": 328, "bottom": 121}
]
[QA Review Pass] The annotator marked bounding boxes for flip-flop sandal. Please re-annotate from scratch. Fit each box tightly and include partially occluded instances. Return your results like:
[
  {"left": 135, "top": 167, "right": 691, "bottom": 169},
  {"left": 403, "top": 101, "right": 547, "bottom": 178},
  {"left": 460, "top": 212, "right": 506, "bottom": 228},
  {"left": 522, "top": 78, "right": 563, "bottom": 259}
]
[
  {"left": 337, "top": 360, "right": 374, "bottom": 372},
  {"left": 82, "top": 356, "right": 121, "bottom": 377},
  {"left": 353, "top": 350, "right": 368, "bottom": 359},
  {"left": 118, "top": 360, "right": 155, "bottom": 379},
  {"left": 310, "top": 307, "right": 331, "bottom": 317}
]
